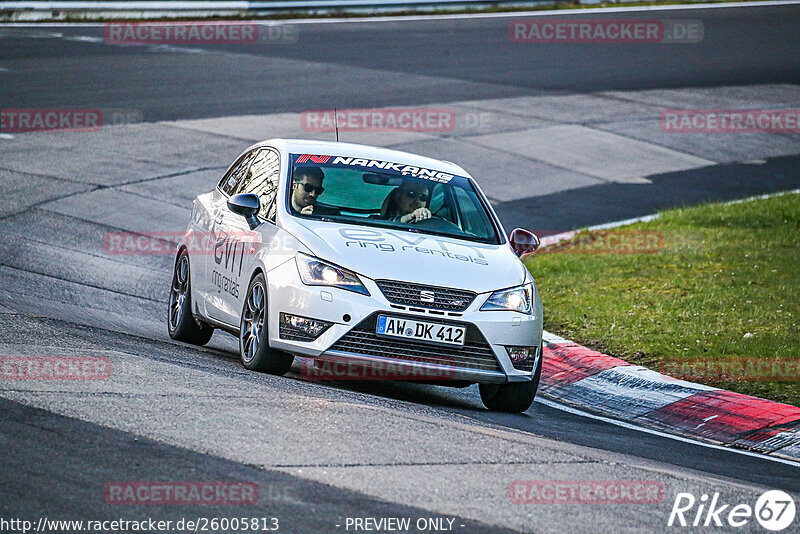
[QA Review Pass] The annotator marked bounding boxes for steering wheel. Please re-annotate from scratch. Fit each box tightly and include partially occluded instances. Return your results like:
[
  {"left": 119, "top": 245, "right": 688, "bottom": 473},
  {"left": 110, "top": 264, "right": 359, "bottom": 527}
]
[{"left": 412, "top": 215, "right": 463, "bottom": 233}]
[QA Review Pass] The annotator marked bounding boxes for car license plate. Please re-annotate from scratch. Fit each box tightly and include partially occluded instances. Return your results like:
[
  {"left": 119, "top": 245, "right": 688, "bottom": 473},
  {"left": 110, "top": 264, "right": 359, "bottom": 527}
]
[{"left": 376, "top": 315, "right": 465, "bottom": 346}]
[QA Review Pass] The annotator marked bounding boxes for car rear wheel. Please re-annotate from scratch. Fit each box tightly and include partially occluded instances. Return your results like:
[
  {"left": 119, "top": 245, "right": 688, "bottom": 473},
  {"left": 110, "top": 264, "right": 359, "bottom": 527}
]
[
  {"left": 479, "top": 353, "right": 542, "bottom": 413},
  {"left": 239, "top": 273, "right": 294, "bottom": 375},
  {"left": 168, "top": 250, "right": 214, "bottom": 345}
]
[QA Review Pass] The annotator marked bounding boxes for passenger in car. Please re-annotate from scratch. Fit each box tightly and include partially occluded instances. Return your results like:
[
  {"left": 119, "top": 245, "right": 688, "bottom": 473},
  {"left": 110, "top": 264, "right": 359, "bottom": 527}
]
[{"left": 380, "top": 179, "right": 432, "bottom": 224}]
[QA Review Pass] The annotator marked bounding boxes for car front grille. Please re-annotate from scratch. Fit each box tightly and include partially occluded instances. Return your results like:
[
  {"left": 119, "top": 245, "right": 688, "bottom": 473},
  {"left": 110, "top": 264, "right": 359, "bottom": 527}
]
[
  {"left": 328, "top": 313, "right": 502, "bottom": 373},
  {"left": 375, "top": 280, "right": 477, "bottom": 312}
]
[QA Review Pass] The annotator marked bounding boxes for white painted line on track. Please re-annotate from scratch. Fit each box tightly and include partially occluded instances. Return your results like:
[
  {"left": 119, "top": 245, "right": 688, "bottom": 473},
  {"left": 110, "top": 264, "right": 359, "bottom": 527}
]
[
  {"left": 64, "top": 35, "right": 104, "bottom": 42},
  {"left": 536, "top": 396, "right": 800, "bottom": 468},
  {"left": 541, "top": 213, "right": 662, "bottom": 247},
  {"left": 1, "top": 0, "right": 799, "bottom": 26},
  {"left": 722, "top": 187, "right": 800, "bottom": 204},
  {"left": 586, "top": 213, "right": 661, "bottom": 231},
  {"left": 541, "top": 188, "right": 800, "bottom": 247}
]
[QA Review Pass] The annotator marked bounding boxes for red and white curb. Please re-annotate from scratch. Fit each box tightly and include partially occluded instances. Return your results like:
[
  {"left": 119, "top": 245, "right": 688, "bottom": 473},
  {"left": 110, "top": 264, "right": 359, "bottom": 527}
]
[
  {"left": 538, "top": 332, "right": 800, "bottom": 461},
  {"left": 535, "top": 190, "right": 800, "bottom": 462}
]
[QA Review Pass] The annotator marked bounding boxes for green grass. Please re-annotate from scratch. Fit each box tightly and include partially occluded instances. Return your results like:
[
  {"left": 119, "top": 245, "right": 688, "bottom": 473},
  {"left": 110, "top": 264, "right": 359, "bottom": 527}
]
[{"left": 524, "top": 192, "right": 800, "bottom": 406}]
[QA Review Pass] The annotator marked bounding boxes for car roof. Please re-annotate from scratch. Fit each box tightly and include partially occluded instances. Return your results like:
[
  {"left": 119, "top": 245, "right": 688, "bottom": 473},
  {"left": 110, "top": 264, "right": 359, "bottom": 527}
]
[{"left": 256, "top": 138, "right": 472, "bottom": 178}]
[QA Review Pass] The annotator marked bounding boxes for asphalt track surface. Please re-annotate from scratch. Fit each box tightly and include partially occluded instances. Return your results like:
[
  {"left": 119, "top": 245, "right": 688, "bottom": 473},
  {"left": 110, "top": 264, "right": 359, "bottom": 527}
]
[
  {"left": 1, "top": 5, "right": 800, "bottom": 117},
  {"left": 1, "top": 4, "right": 800, "bottom": 533}
]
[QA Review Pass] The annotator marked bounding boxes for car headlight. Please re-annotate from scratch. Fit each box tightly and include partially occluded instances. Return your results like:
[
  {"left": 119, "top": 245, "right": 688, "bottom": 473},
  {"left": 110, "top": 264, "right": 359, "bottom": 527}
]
[
  {"left": 295, "top": 252, "right": 370, "bottom": 296},
  {"left": 480, "top": 283, "right": 533, "bottom": 315}
]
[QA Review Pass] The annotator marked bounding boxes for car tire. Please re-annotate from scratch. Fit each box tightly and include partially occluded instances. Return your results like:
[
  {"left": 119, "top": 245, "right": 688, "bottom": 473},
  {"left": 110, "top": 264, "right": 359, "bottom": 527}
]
[
  {"left": 479, "top": 353, "right": 542, "bottom": 413},
  {"left": 239, "top": 273, "right": 294, "bottom": 375},
  {"left": 168, "top": 250, "right": 214, "bottom": 345}
]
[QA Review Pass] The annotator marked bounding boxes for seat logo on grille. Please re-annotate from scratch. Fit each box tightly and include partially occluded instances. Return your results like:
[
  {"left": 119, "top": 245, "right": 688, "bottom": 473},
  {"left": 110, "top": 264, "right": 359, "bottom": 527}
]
[{"left": 420, "top": 290, "right": 435, "bottom": 303}]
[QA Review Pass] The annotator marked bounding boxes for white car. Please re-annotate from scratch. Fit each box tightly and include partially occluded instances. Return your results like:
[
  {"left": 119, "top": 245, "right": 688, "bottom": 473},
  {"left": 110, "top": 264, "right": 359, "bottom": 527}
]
[{"left": 168, "top": 139, "right": 543, "bottom": 412}]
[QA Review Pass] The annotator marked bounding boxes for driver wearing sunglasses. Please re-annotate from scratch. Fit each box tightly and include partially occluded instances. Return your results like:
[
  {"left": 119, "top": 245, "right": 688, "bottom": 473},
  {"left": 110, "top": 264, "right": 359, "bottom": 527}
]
[
  {"left": 384, "top": 179, "right": 432, "bottom": 224},
  {"left": 291, "top": 167, "right": 328, "bottom": 216}
]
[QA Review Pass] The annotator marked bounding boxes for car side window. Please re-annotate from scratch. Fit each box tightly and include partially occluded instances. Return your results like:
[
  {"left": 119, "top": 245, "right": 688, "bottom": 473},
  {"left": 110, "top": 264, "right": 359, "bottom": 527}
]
[
  {"left": 219, "top": 151, "right": 256, "bottom": 195},
  {"left": 235, "top": 148, "right": 281, "bottom": 222}
]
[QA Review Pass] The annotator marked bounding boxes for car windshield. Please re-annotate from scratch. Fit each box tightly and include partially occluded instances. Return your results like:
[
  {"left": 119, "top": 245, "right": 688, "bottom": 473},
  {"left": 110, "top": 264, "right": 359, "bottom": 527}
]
[{"left": 288, "top": 154, "right": 501, "bottom": 244}]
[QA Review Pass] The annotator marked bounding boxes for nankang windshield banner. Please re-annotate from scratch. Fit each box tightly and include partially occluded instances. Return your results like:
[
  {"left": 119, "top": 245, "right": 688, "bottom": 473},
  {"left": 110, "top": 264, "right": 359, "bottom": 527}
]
[{"left": 291, "top": 153, "right": 457, "bottom": 183}]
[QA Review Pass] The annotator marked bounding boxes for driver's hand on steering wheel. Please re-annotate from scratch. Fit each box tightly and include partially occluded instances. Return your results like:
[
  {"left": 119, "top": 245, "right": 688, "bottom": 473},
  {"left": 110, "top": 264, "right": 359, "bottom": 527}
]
[{"left": 401, "top": 207, "right": 431, "bottom": 224}]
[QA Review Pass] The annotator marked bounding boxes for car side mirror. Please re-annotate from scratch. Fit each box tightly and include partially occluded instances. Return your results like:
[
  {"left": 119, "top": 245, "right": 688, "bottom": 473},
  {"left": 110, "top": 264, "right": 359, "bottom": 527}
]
[
  {"left": 509, "top": 228, "right": 540, "bottom": 258},
  {"left": 228, "top": 193, "right": 260, "bottom": 230}
]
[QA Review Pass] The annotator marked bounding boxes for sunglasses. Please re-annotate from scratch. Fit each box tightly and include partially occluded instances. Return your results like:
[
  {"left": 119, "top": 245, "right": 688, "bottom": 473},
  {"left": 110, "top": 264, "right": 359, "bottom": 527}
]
[
  {"left": 297, "top": 182, "right": 324, "bottom": 195},
  {"left": 400, "top": 189, "right": 429, "bottom": 202}
]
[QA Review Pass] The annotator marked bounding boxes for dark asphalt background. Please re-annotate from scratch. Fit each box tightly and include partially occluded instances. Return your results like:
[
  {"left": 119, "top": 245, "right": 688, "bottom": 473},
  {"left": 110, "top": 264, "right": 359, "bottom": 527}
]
[
  {"left": 1, "top": 4, "right": 800, "bottom": 532},
  {"left": 1, "top": 6, "right": 799, "bottom": 118},
  {"left": 2, "top": 5, "right": 800, "bottom": 233}
]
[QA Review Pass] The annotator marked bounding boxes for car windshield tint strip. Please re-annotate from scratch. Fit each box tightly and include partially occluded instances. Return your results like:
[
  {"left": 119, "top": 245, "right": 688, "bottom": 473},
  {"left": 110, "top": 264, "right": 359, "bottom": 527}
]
[{"left": 293, "top": 154, "right": 455, "bottom": 183}]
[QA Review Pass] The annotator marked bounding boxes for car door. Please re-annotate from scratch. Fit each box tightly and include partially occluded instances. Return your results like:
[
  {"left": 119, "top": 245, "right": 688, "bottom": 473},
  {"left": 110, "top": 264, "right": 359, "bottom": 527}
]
[
  {"left": 207, "top": 147, "right": 282, "bottom": 326},
  {"left": 202, "top": 149, "right": 257, "bottom": 323}
]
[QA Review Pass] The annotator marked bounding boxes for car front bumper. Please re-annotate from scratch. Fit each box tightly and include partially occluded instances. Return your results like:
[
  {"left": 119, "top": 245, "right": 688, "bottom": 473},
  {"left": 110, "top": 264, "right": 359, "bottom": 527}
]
[{"left": 265, "top": 259, "right": 543, "bottom": 384}]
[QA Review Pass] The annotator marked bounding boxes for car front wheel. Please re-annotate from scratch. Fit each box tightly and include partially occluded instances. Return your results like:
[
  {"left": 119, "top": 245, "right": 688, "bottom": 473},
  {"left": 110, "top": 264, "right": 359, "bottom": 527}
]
[
  {"left": 239, "top": 273, "right": 294, "bottom": 375},
  {"left": 479, "top": 353, "right": 542, "bottom": 413}
]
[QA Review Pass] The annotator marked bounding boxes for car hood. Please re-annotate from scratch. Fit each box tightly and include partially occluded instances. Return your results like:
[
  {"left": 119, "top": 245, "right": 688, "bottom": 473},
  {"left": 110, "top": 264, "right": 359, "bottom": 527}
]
[{"left": 285, "top": 219, "right": 527, "bottom": 294}]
